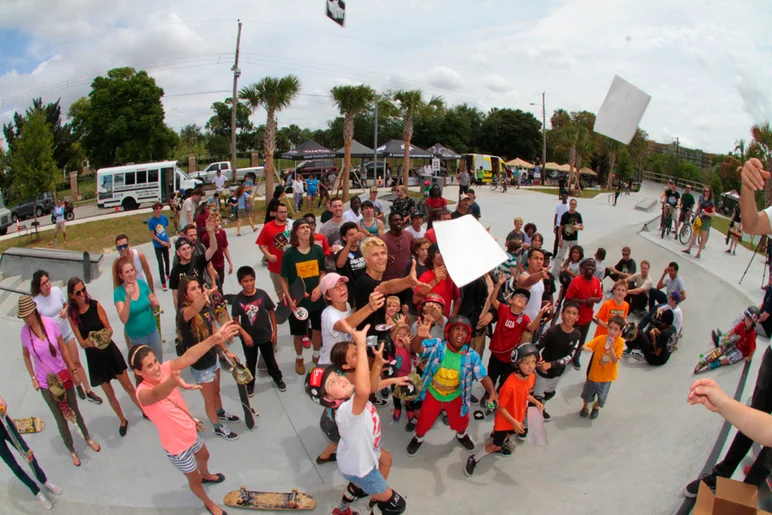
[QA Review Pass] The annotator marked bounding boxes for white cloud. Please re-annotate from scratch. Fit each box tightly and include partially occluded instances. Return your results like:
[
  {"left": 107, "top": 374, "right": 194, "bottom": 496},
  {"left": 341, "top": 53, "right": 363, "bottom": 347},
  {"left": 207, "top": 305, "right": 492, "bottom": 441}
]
[{"left": 0, "top": 0, "right": 770, "bottom": 155}]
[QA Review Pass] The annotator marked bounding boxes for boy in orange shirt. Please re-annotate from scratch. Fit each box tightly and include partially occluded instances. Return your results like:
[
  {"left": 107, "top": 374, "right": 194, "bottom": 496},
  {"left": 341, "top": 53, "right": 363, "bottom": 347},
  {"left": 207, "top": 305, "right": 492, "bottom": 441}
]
[
  {"left": 592, "top": 280, "right": 629, "bottom": 338},
  {"left": 580, "top": 315, "right": 626, "bottom": 420},
  {"left": 464, "top": 343, "right": 543, "bottom": 476}
]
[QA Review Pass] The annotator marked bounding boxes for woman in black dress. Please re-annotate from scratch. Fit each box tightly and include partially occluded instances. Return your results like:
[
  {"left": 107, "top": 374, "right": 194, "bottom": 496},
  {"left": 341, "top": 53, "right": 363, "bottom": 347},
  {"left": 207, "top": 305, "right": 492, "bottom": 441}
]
[{"left": 66, "top": 277, "right": 141, "bottom": 436}]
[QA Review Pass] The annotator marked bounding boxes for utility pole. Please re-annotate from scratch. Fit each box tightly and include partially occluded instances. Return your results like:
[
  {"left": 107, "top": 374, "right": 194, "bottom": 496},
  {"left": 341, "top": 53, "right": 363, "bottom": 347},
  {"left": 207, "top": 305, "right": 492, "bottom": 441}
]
[
  {"left": 230, "top": 20, "right": 243, "bottom": 176},
  {"left": 541, "top": 91, "right": 547, "bottom": 169},
  {"left": 373, "top": 99, "right": 379, "bottom": 180}
]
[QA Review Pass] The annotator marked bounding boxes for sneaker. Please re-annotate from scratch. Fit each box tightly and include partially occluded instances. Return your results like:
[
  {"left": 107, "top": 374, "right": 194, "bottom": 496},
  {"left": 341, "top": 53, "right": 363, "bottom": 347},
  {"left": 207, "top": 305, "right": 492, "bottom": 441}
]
[
  {"left": 517, "top": 428, "right": 528, "bottom": 441},
  {"left": 630, "top": 349, "right": 646, "bottom": 362},
  {"left": 162, "top": 283, "right": 168, "bottom": 292},
  {"left": 464, "top": 456, "right": 477, "bottom": 477},
  {"left": 591, "top": 406, "right": 600, "bottom": 419},
  {"left": 502, "top": 439, "right": 516, "bottom": 452},
  {"left": 711, "top": 329, "right": 722, "bottom": 348},
  {"left": 393, "top": 409, "right": 401, "bottom": 422},
  {"left": 622, "top": 348, "right": 632, "bottom": 358},
  {"left": 247, "top": 387, "right": 255, "bottom": 398},
  {"left": 275, "top": 380, "right": 287, "bottom": 392},
  {"left": 36, "top": 492, "right": 52, "bottom": 510},
  {"left": 295, "top": 358, "right": 305, "bottom": 375},
  {"left": 312, "top": 354, "right": 319, "bottom": 365},
  {"left": 332, "top": 507, "right": 354, "bottom": 515},
  {"left": 456, "top": 434, "right": 475, "bottom": 452},
  {"left": 217, "top": 410, "right": 240, "bottom": 423},
  {"left": 580, "top": 406, "right": 589, "bottom": 418},
  {"left": 684, "top": 473, "right": 717, "bottom": 499},
  {"left": 495, "top": 446, "right": 513, "bottom": 456},
  {"left": 471, "top": 394, "right": 480, "bottom": 404},
  {"left": 572, "top": 360, "right": 581, "bottom": 371},
  {"left": 380, "top": 388, "right": 389, "bottom": 398},
  {"left": 405, "top": 417, "right": 417, "bottom": 432},
  {"left": 86, "top": 391, "right": 103, "bottom": 404},
  {"left": 302, "top": 336, "right": 311, "bottom": 349},
  {"left": 407, "top": 436, "right": 423, "bottom": 456},
  {"left": 543, "top": 391, "right": 556, "bottom": 402},
  {"left": 76, "top": 385, "right": 86, "bottom": 400},
  {"left": 542, "top": 410, "right": 551, "bottom": 422},
  {"left": 43, "top": 482, "right": 62, "bottom": 495},
  {"left": 214, "top": 426, "right": 239, "bottom": 441},
  {"left": 373, "top": 397, "right": 388, "bottom": 407},
  {"left": 316, "top": 453, "right": 337, "bottom": 464}
]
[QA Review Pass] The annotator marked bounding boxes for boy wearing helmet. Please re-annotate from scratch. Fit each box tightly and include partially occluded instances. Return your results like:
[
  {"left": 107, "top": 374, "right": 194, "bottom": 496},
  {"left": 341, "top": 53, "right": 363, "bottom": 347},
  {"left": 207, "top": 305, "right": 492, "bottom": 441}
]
[
  {"left": 464, "top": 343, "right": 543, "bottom": 476},
  {"left": 305, "top": 321, "right": 408, "bottom": 515},
  {"left": 406, "top": 315, "right": 498, "bottom": 457},
  {"left": 699, "top": 307, "right": 759, "bottom": 371}
]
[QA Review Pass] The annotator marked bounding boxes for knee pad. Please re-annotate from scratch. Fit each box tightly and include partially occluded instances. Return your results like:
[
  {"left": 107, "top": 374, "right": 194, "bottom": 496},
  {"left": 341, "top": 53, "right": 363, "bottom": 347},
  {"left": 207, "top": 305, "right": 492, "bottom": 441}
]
[
  {"left": 346, "top": 482, "right": 368, "bottom": 501},
  {"left": 376, "top": 490, "right": 406, "bottom": 515}
]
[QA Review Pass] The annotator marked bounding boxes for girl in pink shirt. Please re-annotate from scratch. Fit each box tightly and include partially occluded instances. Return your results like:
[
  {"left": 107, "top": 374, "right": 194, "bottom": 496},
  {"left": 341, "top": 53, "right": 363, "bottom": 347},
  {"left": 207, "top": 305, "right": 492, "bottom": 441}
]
[
  {"left": 18, "top": 295, "right": 100, "bottom": 467},
  {"left": 129, "top": 319, "right": 239, "bottom": 515}
]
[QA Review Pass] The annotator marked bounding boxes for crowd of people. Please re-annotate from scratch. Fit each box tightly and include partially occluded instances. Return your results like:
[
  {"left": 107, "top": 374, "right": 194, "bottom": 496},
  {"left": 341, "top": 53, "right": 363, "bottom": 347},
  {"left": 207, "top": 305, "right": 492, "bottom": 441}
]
[{"left": 3, "top": 167, "right": 769, "bottom": 515}]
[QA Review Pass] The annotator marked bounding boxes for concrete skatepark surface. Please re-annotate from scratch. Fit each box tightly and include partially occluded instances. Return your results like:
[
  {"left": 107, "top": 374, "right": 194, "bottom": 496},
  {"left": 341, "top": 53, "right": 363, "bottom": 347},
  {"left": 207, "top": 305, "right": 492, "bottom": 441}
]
[{"left": 0, "top": 182, "right": 765, "bottom": 514}]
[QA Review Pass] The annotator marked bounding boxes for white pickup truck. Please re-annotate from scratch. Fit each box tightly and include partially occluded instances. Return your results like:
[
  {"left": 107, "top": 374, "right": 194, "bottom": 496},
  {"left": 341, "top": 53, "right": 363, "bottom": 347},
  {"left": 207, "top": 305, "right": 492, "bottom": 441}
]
[{"left": 192, "top": 162, "right": 264, "bottom": 184}]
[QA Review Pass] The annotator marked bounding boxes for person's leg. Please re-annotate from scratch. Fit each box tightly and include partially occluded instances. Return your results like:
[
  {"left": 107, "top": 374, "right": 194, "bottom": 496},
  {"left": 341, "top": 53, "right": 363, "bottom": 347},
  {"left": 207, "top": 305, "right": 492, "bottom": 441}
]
[
  {"left": 40, "top": 388, "right": 76, "bottom": 458},
  {"left": 0, "top": 427, "right": 42, "bottom": 495},
  {"left": 413, "top": 391, "right": 443, "bottom": 438},
  {"left": 647, "top": 288, "right": 667, "bottom": 312},
  {"left": 162, "top": 246, "right": 170, "bottom": 278},
  {"left": 101, "top": 381, "right": 128, "bottom": 427},
  {"left": 446, "top": 396, "right": 470, "bottom": 438},
  {"left": 65, "top": 387, "right": 95, "bottom": 448},
  {"left": 182, "top": 447, "right": 221, "bottom": 514},
  {"left": 572, "top": 323, "right": 591, "bottom": 366},
  {"left": 115, "top": 370, "right": 142, "bottom": 411},
  {"left": 154, "top": 247, "right": 167, "bottom": 287},
  {"left": 199, "top": 381, "right": 220, "bottom": 427},
  {"left": 65, "top": 339, "right": 93, "bottom": 395},
  {"left": 243, "top": 342, "right": 259, "bottom": 391},
  {"left": 258, "top": 341, "right": 283, "bottom": 385},
  {"left": 378, "top": 449, "right": 393, "bottom": 480},
  {"left": 696, "top": 228, "right": 709, "bottom": 257},
  {"left": 486, "top": 355, "right": 502, "bottom": 391}
]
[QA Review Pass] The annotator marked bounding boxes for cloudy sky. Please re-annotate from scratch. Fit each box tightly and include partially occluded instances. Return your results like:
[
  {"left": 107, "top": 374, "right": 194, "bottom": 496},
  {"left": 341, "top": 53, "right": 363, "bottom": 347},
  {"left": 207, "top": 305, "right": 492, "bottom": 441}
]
[{"left": 1, "top": 0, "right": 771, "bottom": 154}]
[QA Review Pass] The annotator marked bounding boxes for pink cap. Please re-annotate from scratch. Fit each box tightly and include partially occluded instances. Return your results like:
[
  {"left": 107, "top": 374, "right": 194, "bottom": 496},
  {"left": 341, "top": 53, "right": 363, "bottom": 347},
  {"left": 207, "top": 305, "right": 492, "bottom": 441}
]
[{"left": 320, "top": 273, "right": 349, "bottom": 296}]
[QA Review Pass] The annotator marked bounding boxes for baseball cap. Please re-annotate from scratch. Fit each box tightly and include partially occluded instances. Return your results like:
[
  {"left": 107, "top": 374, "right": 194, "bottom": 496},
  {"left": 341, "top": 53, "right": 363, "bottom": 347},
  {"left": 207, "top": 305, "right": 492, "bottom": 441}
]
[
  {"left": 460, "top": 194, "right": 470, "bottom": 201},
  {"left": 320, "top": 273, "right": 349, "bottom": 296},
  {"left": 175, "top": 237, "right": 192, "bottom": 251},
  {"left": 669, "top": 290, "right": 682, "bottom": 303},
  {"left": 370, "top": 186, "right": 378, "bottom": 192},
  {"left": 411, "top": 211, "right": 424, "bottom": 219}
]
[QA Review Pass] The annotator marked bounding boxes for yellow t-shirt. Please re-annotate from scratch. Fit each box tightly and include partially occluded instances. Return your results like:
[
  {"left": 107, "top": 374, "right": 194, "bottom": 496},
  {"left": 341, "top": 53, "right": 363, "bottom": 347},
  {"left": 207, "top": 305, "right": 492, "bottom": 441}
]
[
  {"left": 586, "top": 335, "right": 625, "bottom": 383},
  {"left": 593, "top": 299, "right": 629, "bottom": 337}
]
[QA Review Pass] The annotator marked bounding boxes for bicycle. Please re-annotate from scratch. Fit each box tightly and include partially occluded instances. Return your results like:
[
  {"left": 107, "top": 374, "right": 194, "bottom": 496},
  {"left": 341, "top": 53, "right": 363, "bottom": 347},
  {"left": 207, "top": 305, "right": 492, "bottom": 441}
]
[
  {"left": 489, "top": 177, "right": 500, "bottom": 191},
  {"left": 660, "top": 203, "right": 676, "bottom": 239},
  {"left": 677, "top": 211, "right": 694, "bottom": 245}
]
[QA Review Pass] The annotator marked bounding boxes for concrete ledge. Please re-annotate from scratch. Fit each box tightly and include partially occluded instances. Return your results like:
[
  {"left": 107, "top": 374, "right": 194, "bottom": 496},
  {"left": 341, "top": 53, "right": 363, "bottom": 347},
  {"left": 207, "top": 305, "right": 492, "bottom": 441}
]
[{"left": 0, "top": 247, "right": 103, "bottom": 283}]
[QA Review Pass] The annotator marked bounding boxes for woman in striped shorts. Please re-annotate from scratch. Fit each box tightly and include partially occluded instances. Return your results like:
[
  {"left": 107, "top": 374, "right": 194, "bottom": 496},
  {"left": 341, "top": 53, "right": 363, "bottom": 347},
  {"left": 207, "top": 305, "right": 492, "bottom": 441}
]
[{"left": 129, "top": 320, "right": 240, "bottom": 515}]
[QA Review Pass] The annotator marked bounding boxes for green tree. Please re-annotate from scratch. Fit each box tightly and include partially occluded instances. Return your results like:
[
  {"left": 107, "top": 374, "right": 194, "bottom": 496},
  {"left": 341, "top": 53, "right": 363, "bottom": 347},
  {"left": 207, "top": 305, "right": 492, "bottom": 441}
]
[
  {"left": 477, "top": 108, "right": 541, "bottom": 160},
  {"left": 751, "top": 122, "right": 772, "bottom": 205},
  {"left": 67, "top": 67, "right": 178, "bottom": 168},
  {"left": 11, "top": 110, "right": 59, "bottom": 222},
  {"left": 204, "top": 99, "right": 254, "bottom": 138},
  {"left": 205, "top": 135, "right": 231, "bottom": 160},
  {"left": 614, "top": 147, "right": 634, "bottom": 180},
  {"left": 331, "top": 84, "right": 376, "bottom": 200},
  {"left": 393, "top": 90, "right": 443, "bottom": 185},
  {"left": 240, "top": 75, "right": 301, "bottom": 195},
  {"left": 175, "top": 124, "right": 207, "bottom": 162}
]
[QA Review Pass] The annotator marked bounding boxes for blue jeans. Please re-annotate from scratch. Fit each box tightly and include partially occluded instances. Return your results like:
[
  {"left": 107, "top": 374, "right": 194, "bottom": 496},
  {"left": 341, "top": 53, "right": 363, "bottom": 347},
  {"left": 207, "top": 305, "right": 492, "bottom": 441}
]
[
  {"left": 343, "top": 466, "right": 389, "bottom": 496},
  {"left": 129, "top": 328, "right": 163, "bottom": 363}
]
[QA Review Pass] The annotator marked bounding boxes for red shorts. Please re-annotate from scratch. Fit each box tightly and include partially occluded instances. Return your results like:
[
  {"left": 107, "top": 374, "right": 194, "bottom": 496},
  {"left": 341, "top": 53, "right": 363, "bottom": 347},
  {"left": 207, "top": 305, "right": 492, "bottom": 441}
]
[{"left": 414, "top": 390, "right": 469, "bottom": 437}]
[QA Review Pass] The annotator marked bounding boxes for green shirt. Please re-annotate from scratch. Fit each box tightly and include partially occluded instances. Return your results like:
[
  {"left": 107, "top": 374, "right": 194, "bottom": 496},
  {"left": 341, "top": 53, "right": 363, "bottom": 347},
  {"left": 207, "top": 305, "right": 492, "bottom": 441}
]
[
  {"left": 280, "top": 245, "right": 327, "bottom": 312},
  {"left": 681, "top": 193, "right": 695, "bottom": 211},
  {"left": 476, "top": 169, "right": 484, "bottom": 179},
  {"left": 428, "top": 347, "right": 462, "bottom": 401}
]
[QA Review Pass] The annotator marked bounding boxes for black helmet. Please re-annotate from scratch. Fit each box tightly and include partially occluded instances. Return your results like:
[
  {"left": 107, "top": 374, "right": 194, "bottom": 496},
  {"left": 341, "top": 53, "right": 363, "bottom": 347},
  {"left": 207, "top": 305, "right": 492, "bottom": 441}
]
[
  {"left": 305, "top": 365, "right": 337, "bottom": 408},
  {"left": 511, "top": 343, "right": 540, "bottom": 364},
  {"left": 622, "top": 322, "right": 638, "bottom": 342},
  {"left": 745, "top": 306, "right": 761, "bottom": 323},
  {"left": 444, "top": 315, "right": 473, "bottom": 344}
]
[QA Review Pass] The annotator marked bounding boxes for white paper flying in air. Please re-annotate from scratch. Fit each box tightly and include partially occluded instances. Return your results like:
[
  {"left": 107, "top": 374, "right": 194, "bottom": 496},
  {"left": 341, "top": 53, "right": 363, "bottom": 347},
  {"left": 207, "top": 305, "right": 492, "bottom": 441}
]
[
  {"left": 433, "top": 215, "right": 507, "bottom": 288},
  {"left": 593, "top": 75, "right": 651, "bottom": 144},
  {"left": 527, "top": 406, "right": 548, "bottom": 446}
]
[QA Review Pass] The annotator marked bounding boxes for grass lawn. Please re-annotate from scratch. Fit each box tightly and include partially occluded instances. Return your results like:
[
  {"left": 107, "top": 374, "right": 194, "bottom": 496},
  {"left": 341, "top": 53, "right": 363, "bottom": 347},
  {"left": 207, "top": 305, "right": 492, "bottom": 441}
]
[
  {"left": 59, "top": 179, "right": 96, "bottom": 201},
  {"left": 529, "top": 187, "right": 608, "bottom": 199},
  {"left": 710, "top": 216, "right": 760, "bottom": 252}
]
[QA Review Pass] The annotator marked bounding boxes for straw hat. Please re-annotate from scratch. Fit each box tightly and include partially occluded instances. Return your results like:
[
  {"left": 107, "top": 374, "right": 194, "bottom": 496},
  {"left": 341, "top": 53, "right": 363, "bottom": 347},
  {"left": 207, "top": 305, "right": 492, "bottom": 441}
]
[{"left": 17, "top": 295, "right": 37, "bottom": 318}]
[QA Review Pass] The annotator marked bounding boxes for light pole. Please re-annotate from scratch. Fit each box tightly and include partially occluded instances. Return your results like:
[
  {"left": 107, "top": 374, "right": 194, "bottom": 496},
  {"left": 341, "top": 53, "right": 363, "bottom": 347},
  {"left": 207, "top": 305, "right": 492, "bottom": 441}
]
[{"left": 529, "top": 91, "right": 546, "bottom": 167}]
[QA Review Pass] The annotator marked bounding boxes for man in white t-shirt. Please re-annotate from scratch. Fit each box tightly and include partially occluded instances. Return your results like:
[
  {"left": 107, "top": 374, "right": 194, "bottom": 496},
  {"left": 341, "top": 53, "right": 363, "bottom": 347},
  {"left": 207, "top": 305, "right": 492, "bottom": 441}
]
[
  {"left": 517, "top": 248, "right": 548, "bottom": 326},
  {"left": 404, "top": 212, "right": 426, "bottom": 239},
  {"left": 212, "top": 169, "right": 228, "bottom": 195},
  {"left": 319, "top": 273, "right": 385, "bottom": 365},
  {"left": 552, "top": 192, "right": 569, "bottom": 256},
  {"left": 179, "top": 189, "right": 203, "bottom": 231},
  {"left": 343, "top": 196, "right": 364, "bottom": 224},
  {"left": 368, "top": 187, "right": 385, "bottom": 221},
  {"left": 625, "top": 260, "right": 653, "bottom": 313},
  {"left": 658, "top": 291, "right": 684, "bottom": 335},
  {"left": 305, "top": 323, "right": 408, "bottom": 515}
]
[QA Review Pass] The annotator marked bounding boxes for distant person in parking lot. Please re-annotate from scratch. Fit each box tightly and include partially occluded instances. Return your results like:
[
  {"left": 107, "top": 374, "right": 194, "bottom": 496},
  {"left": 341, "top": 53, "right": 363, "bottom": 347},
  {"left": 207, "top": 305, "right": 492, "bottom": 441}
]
[
  {"left": 49, "top": 198, "right": 67, "bottom": 245},
  {"left": 368, "top": 186, "right": 385, "bottom": 221},
  {"left": 458, "top": 168, "right": 470, "bottom": 197},
  {"left": 212, "top": 169, "right": 227, "bottom": 196},
  {"left": 305, "top": 174, "right": 319, "bottom": 211},
  {"left": 292, "top": 173, "right": 305, "bottom": 212},
  {"left": 179, "top": 189, "right": 203, "bottom": 232}
]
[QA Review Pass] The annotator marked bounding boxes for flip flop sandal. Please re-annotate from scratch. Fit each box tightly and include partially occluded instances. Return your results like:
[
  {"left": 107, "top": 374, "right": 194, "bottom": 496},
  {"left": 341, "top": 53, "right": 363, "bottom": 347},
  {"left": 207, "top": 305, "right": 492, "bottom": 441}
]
[
  {"left": 71, "top": 453, "right": 81, "bottom": 467},
  {"left": 88, "top": 440, "right": 101, "bottom": 452},
  {"left": 202, "top": 473, "right": 226, "bottom": 484}
]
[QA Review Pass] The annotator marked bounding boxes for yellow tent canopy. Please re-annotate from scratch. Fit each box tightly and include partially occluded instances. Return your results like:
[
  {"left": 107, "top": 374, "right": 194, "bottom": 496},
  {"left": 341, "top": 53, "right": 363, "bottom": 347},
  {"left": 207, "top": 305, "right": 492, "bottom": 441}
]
[
  {"left": 544, "top": 162, "right": 562, "bottom": 171},
  {"left": 505, "top": 158, "right": 535, "bottom": 169},
  {"left": 558, "top": 164, "right": 572, "bottom": 172},
  {"left": 579, "top": 167, "right": 598, "bottom": 176}
]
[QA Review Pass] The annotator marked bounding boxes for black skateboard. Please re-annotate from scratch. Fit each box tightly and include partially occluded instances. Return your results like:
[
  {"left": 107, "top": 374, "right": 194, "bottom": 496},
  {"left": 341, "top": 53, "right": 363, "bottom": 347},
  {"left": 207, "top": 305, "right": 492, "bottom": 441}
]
[
  {"left": 223, "top": 355, "right": 259, "bottom": 430},
  {"left": 275, "top": 279, "right": 306, "bottom": 325}
]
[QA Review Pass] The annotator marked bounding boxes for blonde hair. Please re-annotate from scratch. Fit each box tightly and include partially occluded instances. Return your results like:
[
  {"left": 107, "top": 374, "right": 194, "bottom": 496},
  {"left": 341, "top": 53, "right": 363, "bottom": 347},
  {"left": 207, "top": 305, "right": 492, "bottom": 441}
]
[
  {"left": 612, "top": 279, "right": 628, "bottom": 292},
  {"left": 386, "top": 296, "right": 400, "bottom": 306},
  {"left": 360, "top": 236, "right": 387, "bottom": 258},
  {"left": 513, "top": 217, "right": 523, "bottom": 225},
  {"left": 397, "top": 185, "right": 407, "bottom": 196}
]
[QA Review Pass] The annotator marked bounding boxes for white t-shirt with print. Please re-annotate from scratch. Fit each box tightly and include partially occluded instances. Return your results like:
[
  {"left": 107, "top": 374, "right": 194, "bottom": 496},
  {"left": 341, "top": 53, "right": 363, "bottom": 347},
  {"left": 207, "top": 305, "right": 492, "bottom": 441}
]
[
  {"left": 34, "top": 287, "right": 74, "bottom": 340},
  {"left": 404, "top": 226, "right": 426, "bottom": 239},
  {"left": 555, "top": 202, "right": 569, "bottom": 228},
  {"left": 336, "top": 397, "right": 382, "bottom": 478},
  {"left": 343, "top": 210, "right": 363, "bottom": 224},
  {"left": 212, "top": 174, "right": 227, "bottom": 192},
  {"left": 320, "top": 305, "right": 351, "bottom": 365}
]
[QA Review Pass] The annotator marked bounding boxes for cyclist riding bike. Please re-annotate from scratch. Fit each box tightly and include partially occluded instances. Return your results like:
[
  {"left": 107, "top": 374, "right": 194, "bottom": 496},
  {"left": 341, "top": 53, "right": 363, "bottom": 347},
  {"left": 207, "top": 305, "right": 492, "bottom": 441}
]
[
  {"left": 659, "top": 180, "right": 680, "bottom": 232},
  {"left": 674, "top": 184, "right": 695, "bottom": 239}
]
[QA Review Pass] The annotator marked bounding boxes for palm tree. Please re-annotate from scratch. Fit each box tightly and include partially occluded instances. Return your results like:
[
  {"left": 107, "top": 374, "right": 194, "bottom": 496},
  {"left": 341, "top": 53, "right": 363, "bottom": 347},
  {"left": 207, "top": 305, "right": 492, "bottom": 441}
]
[
  {"left": 393, "top": 90, "right": 443, "bottom": 186},
  {"left": 240, "top": 75, "right": 301, "bottom": 196},
  {"left": 734, "top": 138, "right": 746, "bottom": 162},
  {"left": 751, "top": 122, "right": 772, "bottom": 205},
  {"left": 555, "top": 123, "right": 590, "bottom": 192},
  {"left": 331, "top": 84, "right": 376, "bottom": 201}
]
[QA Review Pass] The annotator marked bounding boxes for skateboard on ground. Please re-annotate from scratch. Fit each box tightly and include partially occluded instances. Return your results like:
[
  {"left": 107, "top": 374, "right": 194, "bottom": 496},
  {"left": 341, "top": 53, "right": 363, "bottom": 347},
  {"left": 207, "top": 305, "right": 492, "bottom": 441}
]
[
  {"left": 13, "top": 417, "right": 45, "bottom": 434},
  {"left": 153, "top": 306, "right": 166, "bottom": 343},
  {"left": 222, "top": 355, "right": 259, "bottom": 430},
  {"left": 224, "top": 487, "right": 316, "bottom": 511}
]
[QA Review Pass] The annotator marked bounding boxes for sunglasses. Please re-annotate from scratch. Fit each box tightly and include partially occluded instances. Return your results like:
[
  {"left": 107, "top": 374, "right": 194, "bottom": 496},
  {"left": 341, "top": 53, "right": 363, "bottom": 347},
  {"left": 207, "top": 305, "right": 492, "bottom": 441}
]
[
  {"left": 116, "top": 244, "right": 129, "bottom": 251},
  {"left": 73, "top": 287, "right": 86, "bottom": 296}
]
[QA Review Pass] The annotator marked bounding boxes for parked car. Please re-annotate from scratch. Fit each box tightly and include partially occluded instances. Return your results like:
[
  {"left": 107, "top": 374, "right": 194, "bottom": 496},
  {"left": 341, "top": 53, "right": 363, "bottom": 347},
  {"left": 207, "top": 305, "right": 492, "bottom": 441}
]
[
  {"left": 282, "top": 159, "right": 338, "bottom": 182},
  {"left": 10, "top": 192, "right": 55, "bottom": 222},
  {"left": 355, "top": 161, "right": 389, "bottom": 180},
  {"left": 192, "top": 161, "right": 232, "bottom": 183}
]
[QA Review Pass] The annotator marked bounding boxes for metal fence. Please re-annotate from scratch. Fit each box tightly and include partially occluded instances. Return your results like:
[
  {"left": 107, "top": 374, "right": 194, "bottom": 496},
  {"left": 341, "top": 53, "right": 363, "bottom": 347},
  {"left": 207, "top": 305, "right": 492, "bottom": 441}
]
[{"left": 642, "top": 171, "right": 705, "bottom": 191}]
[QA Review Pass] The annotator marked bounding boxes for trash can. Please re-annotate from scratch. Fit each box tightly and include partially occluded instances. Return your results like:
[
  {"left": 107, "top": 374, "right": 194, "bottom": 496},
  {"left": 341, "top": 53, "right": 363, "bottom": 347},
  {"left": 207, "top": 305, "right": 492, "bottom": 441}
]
[{"left": 420, "top": 174, "right": 444, "bottom": 196}]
